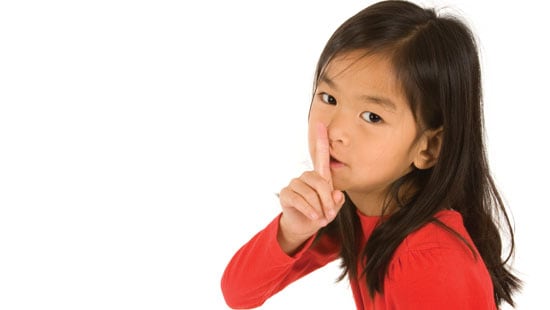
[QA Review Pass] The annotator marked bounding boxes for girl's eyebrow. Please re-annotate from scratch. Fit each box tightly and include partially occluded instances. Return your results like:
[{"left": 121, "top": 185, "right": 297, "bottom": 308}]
[
  {"left": 319, "top": 75, "right": 338, "bottom": 90},
  {"left": 360, "top": 95, "right": 397, "bottom": 112},
  {"left": 320, "top": 75, "right": 397, "bottom": 112}
]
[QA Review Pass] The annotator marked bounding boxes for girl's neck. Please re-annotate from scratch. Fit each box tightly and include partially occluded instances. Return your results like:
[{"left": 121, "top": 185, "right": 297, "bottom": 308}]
[
  {"left": 348, "top": 179, "right": 419, "bottom": 216},
  {"left": 346, "top": 190, "right": 395, "bottom": 216}
]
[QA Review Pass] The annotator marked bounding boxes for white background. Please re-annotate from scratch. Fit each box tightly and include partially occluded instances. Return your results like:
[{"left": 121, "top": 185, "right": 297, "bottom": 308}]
[{"left": 1, "top": 0, "right": 548, "bottom": 309}]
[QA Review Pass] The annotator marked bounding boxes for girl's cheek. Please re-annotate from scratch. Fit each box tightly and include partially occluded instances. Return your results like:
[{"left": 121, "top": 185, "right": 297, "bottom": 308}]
[{"left": 363, "top": 137, "right": 393, "bottom": 163}]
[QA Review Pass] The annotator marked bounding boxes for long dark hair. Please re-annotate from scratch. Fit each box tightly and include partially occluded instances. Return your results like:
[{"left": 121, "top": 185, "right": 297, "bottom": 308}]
[{"left": 314, "top": 0, "right": 521, "bottom": 306}]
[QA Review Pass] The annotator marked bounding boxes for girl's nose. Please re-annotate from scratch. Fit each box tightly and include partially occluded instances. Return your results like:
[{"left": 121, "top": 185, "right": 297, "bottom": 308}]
[{"left": 327, "top": 109, "right": 349, "bottom": 146}]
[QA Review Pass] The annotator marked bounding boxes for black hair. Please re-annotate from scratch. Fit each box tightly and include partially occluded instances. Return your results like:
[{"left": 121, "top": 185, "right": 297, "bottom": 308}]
[{"left": 314, "top": 0, "right": 521, "bottom": 306}]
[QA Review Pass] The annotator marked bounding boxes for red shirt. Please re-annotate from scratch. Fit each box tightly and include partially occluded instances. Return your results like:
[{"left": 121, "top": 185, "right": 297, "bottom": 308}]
[{"left": 221, "top": 209, "right": 496, "bottom": 309}]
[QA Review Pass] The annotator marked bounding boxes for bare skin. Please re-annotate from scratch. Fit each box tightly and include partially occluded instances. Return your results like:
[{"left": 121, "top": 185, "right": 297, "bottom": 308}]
[
  {"left": 276, "top": 51, "right": 442, "bottom": 256},
  {"left": 277, "top": 123, "right": 345, "bottom": 255}
]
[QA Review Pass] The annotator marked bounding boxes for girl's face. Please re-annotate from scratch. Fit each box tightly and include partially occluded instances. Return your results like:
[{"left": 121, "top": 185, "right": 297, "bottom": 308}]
[{"left": 308, "top": 51, "right": 423, "bottom": 214}]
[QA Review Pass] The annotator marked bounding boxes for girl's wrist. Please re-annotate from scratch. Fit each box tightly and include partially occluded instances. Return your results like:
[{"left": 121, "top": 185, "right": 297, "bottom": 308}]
[{"left": 277, "top": 219, "right": 314, "bottom": 256}]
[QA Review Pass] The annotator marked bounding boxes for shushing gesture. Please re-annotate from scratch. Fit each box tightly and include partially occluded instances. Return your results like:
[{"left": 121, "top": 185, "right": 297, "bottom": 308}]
[{"left": 277, "top": 123, "right": 346, "bottom": 255}]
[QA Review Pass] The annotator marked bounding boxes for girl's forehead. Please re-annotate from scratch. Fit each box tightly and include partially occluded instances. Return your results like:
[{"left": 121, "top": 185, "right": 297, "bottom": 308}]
[
  {"left": 322, "top": 50, "right": 395, "bottom": 79},
  {"left": 322, "top": 51, "right": 400, "bottom": 90},
  {"left": 318, "top": 50, "right": 412, "bottom": 115}
]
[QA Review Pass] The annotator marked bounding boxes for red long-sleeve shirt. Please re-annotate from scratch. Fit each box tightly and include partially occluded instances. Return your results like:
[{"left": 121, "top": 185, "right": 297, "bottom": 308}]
[{"left": 221, "top": 209, "right": 496, "bottom": 309}]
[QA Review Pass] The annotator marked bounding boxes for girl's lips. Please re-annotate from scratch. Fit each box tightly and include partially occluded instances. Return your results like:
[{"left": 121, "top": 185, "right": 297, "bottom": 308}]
[{"left": 330, "top": 155, "right": 345, "bottom": 168}]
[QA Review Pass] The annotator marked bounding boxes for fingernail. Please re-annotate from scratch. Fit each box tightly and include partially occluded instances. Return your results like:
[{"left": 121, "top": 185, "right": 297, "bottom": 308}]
[{"left": 310, "top": 212, "right": 319, "bottom": 220}]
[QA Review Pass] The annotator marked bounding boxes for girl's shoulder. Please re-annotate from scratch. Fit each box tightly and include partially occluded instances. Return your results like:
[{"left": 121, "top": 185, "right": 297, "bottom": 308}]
[
  {"left": 384, "top": 209, "right": 496, "bottom": 308},
  {"left": 387, "top": 209, "right": 488, "bottom": 281},
  {"left": 398, "top": 209, "right": 472, "bottom": 253}
]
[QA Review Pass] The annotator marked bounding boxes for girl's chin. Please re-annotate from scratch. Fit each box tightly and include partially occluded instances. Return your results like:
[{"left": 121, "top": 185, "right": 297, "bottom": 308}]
[{"left": 331, "top": 180, "right": 347, "bottom": 192}]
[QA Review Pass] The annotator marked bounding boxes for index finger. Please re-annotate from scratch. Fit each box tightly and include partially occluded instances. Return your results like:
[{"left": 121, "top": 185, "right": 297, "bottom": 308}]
[{"left": 314, "top": 122, "right": 332, "bottom": 187}]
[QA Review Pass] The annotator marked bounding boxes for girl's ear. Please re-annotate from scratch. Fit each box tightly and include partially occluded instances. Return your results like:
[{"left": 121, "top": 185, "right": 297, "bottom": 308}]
[{"left": 413, "top": 127, "right": 443, "bottom": 170}]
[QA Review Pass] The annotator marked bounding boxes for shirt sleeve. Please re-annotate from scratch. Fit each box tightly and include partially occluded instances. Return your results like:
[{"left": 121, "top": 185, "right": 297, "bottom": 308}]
[
  {"left": 221, "top": 213, "right": 340, "bottom": 309},
  {"left": 383, "top": 245, "right": 496, "bottom": 309}
]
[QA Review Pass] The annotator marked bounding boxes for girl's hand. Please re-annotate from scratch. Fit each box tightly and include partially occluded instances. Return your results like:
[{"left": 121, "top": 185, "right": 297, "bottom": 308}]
[{"left": 277, "top": 123, "right": 345, "bottom": 255}]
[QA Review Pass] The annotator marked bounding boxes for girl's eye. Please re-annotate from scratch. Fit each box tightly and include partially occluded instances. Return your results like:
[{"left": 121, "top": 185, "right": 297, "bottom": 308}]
[
  {"left": 320, "top": 93, "right": 337, "bottom": 105},
  {"left": 360, "top": 111, "right": 382, "bottom": 123}
]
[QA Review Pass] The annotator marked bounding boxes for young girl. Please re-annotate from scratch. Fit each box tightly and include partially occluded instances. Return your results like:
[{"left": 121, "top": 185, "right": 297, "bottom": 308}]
[{"left": 221, "top": 1, "right": 521, "bottom": 309}]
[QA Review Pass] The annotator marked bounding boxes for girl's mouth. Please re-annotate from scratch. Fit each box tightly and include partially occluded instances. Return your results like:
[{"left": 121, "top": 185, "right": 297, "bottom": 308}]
[{"left": 330, "top": 155, "right": 345, "bottom": 168}]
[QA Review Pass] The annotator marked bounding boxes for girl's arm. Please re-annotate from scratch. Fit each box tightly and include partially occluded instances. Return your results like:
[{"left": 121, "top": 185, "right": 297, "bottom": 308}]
[
  {"left": 221, "top": 214, "right": 339, "bottom": 309},
  {"left": 222, "top": 124, "right": 344, "bottom": 308}
]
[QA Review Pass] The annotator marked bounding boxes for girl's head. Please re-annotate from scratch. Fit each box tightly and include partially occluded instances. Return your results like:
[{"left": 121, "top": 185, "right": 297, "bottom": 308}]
[
  {"left": 311, "top": 0, "right": 520, "bottom": 306},
  {"left": 308, "top": 50, "right": 442, "bottom": 213},
  {"left": 308, "top": 0, "right": 480, "bottom": 211}
]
